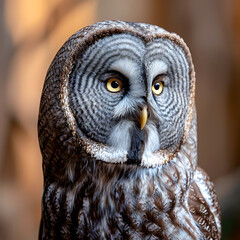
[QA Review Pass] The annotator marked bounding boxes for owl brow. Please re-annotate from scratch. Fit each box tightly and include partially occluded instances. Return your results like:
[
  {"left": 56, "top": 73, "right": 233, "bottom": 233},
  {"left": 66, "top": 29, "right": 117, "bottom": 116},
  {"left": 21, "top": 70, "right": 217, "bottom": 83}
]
[
  {"left": 153, "top": 74, "right": 169, "bottom": 86},
  {"left": 147, "top": 41, "right": 189, "bottom": 84},
  {"left": 100, "top": 70, "right": 128, "bottom": 83}
]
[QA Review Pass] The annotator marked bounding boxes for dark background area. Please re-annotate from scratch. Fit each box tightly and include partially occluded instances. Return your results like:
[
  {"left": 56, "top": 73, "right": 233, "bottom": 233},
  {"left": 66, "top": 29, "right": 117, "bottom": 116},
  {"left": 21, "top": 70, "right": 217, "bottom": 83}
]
[{"left": 0, "top": 0, "right": 239, "bottom": 239}]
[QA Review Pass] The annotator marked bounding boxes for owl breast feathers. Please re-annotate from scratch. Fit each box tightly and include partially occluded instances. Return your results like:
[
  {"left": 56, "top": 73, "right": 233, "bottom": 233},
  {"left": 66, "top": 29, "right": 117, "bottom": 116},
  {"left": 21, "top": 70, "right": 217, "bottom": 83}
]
[{"left": 38, "top": 21, "right": 221, "bottom": 239}]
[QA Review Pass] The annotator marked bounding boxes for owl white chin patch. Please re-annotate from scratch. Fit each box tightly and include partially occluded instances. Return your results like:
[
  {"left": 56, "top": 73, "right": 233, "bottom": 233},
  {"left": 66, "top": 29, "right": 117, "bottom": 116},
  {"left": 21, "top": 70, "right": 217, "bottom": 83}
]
[
  {"left": 140, "top": 123, "right": 171, "bottom": 168},
  {"left": 106, "top": 120, "right": 134, "bottom": 151},
  {"left": 84, "top": 121, "right": 171, "bottom": 168},
  {"left": 140, "top": 123, "right": 162, "bottom": 167}
]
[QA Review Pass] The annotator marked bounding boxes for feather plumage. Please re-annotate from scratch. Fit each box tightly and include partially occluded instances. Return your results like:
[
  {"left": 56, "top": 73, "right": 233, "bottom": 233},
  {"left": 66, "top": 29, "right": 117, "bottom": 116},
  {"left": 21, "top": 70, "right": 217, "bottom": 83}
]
[{"left": 38, "top": 21, "right": 221, "bottom": 239}]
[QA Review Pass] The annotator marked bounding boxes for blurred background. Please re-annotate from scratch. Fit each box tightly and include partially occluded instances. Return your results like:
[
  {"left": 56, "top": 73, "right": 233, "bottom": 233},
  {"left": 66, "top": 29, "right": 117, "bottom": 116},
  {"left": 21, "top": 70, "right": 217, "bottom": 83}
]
[{"left": 0, "top": 0, "right": 239, "bottom": 239}]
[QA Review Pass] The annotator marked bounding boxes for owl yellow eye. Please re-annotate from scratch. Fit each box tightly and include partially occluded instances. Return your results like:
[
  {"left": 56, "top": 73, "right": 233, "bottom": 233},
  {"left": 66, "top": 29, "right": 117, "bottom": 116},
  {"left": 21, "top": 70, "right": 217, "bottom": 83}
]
[
  {"left": 152, "top": 79, "right": 164, "bottom": 95},
  {"left": 106, "top": 78, "right": 123, "bottom": 92}
]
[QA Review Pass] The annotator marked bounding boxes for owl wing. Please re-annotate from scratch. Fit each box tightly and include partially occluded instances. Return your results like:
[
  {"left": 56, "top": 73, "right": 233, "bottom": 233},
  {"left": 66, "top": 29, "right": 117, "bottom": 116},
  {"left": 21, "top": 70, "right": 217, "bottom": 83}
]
[
  {"left": 188, "top": 167, "right": 221, "bottom": 239},
  {"left": 38, "top": 217, "right": 46, "bottom": 240},
  {"left": 38, "top": 218, "right": 43, "bottom": 240}
]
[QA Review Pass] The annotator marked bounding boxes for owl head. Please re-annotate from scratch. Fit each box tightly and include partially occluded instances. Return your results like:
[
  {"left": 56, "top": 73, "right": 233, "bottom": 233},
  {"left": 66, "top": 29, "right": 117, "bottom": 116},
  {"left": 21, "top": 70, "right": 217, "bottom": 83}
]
[{"left": 38, "top": 21, "right": 195, "bottom": 175}]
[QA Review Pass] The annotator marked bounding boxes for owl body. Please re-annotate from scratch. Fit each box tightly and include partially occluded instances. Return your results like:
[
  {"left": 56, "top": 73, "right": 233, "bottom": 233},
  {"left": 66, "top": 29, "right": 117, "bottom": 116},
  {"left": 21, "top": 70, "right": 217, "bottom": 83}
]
[{"left": 38, "top": 21, "right": 221, "bottom": 239}]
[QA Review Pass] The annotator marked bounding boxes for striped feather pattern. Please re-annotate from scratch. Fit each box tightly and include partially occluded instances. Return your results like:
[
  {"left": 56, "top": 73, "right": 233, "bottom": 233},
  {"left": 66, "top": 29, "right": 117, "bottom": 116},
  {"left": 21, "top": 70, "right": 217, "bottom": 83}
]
[
  {"left": 69, "top": 34, "right": 145, "bottom": 143},
  {"left": 40, "top": 112, "right": 220, "bottom": 239},
  {"left": 68, "top": 33, "right": 191, "bottom": 156}
]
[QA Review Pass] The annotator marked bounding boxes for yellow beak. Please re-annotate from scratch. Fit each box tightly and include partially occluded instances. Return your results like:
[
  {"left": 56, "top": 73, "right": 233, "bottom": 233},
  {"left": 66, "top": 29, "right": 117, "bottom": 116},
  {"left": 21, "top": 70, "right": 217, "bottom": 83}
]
[{"left": 139, "top": 106, "right": 148, "bottom": 130}]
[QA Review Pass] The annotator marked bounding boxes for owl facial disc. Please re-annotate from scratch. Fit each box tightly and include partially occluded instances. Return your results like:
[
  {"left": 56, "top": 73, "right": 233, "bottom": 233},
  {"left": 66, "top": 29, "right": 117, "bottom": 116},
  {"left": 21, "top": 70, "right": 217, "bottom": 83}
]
[{"left": 63, "top": 25, "right": 195, "bottom": 168}]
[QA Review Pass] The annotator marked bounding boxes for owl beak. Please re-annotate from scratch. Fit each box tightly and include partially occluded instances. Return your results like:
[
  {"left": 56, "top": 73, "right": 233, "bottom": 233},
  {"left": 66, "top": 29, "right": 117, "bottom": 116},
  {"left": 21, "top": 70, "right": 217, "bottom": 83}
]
[{"left": 139, "top": 106, "right": 148, "bottom": 130}]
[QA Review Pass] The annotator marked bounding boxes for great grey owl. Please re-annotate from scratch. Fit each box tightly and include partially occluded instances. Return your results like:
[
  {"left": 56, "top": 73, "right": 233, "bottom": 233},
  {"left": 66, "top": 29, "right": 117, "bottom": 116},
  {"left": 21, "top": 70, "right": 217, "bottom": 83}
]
[{"left": 38, "top": 21, "right": 221, "bottom": 240}]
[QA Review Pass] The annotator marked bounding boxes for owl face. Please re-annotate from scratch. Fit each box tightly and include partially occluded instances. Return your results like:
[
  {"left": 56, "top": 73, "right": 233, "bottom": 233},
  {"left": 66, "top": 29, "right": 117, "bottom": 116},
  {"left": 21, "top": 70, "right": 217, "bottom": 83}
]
[{"left": 68, "top": 32, "right": 192, "bottom": 167}]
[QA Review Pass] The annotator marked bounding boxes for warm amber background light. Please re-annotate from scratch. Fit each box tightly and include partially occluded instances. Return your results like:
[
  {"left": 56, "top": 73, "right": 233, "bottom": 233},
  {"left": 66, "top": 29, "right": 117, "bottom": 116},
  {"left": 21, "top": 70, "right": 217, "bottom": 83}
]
[{"left": 0, "top": 0, "right": 239, "bottom": 239}]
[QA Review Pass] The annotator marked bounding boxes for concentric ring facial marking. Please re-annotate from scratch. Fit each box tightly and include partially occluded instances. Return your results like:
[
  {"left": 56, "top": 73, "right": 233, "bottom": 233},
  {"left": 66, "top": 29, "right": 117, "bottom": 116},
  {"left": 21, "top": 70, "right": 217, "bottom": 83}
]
[
  {"left": 69, "top": 34, "right": 145, "bottom": 143},
  {"left": 145, "top": 38, "right": 191, "bottom": 150}
]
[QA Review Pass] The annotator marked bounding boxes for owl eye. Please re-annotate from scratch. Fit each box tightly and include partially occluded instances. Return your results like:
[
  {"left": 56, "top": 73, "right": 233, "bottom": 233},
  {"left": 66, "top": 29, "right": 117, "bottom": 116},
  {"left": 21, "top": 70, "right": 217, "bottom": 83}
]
[
  {"left": 152, "top": 78, "right": 164, "bottom": 95},
  {"left": 106, "top": 78, "right": 123, "bottom": 92}
]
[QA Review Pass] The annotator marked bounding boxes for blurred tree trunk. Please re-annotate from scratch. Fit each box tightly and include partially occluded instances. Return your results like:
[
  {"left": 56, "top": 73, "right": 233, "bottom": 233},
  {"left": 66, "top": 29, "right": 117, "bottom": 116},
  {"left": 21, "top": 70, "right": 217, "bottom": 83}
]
[
  {"left": 0, "top": 0, "right": 12, "bottom": 170},
  {"left": 98, "top": 0, "right": 165, "bottom": 24}
]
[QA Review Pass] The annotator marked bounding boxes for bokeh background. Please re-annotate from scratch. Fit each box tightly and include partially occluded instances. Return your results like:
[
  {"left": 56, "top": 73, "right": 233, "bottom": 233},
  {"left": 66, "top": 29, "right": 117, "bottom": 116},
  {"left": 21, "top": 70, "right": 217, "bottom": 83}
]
[{"left": 0, "top": 0, "right": 239, "bottom": 239}]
